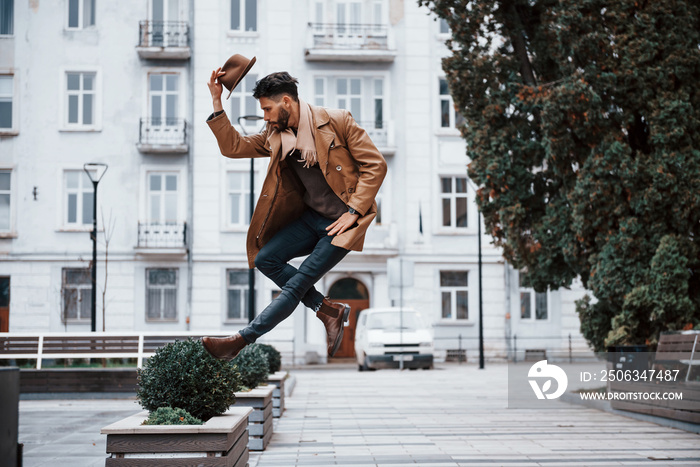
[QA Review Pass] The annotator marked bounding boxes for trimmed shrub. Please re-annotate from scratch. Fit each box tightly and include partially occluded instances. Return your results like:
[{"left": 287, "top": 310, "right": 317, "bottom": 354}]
[
  {"left": 142, "top": 407, "right": 203, "bottom": 426},
  {"left": 232, "top": 344, "right": 270, "bottom": 390},
  {"left": 137, "top": 338, "right": 241, "bottom": 421},
  {"left": 257, "top": 344, "right": 282, "bottom": 374}
]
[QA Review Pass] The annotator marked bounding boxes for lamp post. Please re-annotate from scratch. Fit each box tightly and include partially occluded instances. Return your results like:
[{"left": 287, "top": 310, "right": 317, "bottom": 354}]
[
  {"left": 466, "top": 177, "right": 484, "bottom": 369},
  {"left": 83, "top": 163, "right": 108, "bottom": 332},
  {"left": 238, "top": 115, "right": 264, "bottom": 324}
]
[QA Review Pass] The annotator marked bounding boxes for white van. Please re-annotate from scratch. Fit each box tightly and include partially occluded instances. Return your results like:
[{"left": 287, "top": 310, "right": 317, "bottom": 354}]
[{"left": 354, "top": 307, "right": 434, "bottom": 371}]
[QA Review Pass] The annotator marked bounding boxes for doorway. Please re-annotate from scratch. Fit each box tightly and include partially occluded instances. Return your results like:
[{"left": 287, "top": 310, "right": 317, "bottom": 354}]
[
  {"left": 328, "top": 277, "right": 369, "bottom": 358},
  {"left": 0, "top": 277, "right": 9, "bottom": 332}
]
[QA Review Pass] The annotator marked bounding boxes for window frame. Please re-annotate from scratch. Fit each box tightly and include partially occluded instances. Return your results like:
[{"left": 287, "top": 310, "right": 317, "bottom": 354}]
[
  {"left": 438, "top": 76, "right": 464, "bottom": 132},
  {"left": 225, "top": 170, "right": 254, "bottom": 229},
  {"left": 228, "top": 72, "right": 261, "bottom": 131},
  {"left": 0, "top": 74, "right": 16, "bottom": 135},
  {"left": 62, "top": 268, "right": 92, "bottom": 323},
  {"left": 148, "top": 72, "right": 181, "bottom": 126},
  {"left": 0, "top": 0, "right": 14, "bottom": 36},
  {"left": 230, "top": 0, "right": 258, "bottom": 34},
  {"left": 60, "top": 68, "right": 102, "bottom": 131},
  {"left": 0, "top": 168, "right": 14, "bottom": 235},
  {"left": 438, "top": 175, "right": 469, "bottom": 232},
  {"left": 439, "top": 270, "right": 470, "bottom": 322},
  {"left": 519, "top": 274, "right": 549, "bottom": 321},
  {"left": 225, "top": 269, "right": 249, "bottom": 322},
  {"left": 145, "top": 267, "right": 179, "bottom": 322},
  {"left": 66, "top": 0, "right": 96, "bottom": 30},
  {"left": 62, "top": 169, "right": 96, "bottom": 230},
  {"left": 146, "top": 171, "right": 180, "bottom": 226}
]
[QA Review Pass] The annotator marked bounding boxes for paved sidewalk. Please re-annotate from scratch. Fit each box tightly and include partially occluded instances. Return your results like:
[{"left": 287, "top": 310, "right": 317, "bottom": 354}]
[{"left": 18, "top": 363, "right": 700, "bottom": 466}]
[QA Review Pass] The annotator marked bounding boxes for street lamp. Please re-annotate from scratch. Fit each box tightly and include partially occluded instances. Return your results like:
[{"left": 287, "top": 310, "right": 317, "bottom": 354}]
[
  {"left": 83, "top": 163, "right": 108, "bottom": 332},
  {"left": 466, "top": 177, "right": 485, "bottom": 369},
  {"left": 237, "top": 115, "right": 265, "bottom": 324}
]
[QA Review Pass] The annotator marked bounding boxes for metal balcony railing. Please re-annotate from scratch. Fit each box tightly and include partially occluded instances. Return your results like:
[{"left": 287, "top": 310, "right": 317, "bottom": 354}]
[
  {"left": 139, "top": 118, "right": 187, "bottom": 147},
  {"left": 138, "top": 20, "right": 189, "bottom": 48},
  {"left": 360, "top": 121, "right": 388, "bottom": 147},
  {"left": 308, "top": 23, "right": 389, "bottom": 50},
  {"left": 137, "top": 222, "right": 187, "bottom": 249}
]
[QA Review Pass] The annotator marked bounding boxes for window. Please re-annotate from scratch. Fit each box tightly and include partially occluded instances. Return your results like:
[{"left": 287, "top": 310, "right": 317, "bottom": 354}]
[
  {"left": 227, "top": 172, "right": 252, "bottom": 227},
  {"left": 62, "top": 268, "right": 92, "bottom": 322},
  {"left": 439, "top": 78, "right": 465, "bottom": 129},
  {"left": 519, "top": 274, "right": 548, "bottom": 320},
  {"left": 231, "top": 0, "right": 257, "bottom": 32},
  {"left": 439, "top": 18, "right": 450, "bottom": 35},
  {"left": 314, "top": 77, "right": 326, "bottom": 107},
  {"left": 440, "top": 176, "right": 468, "bottom": 229},
  {"left": 374, "top": 188, "right": 383, "bottom": 226},
  {"left": 314, "top": 75, "right": 386, "bottom": 144},
  {"left": 0, "top": 0, "right": 13, "bottom": 35},
  {"left": 440, "top": 271, "right": 468, "bottom": 320},
  {"left": 67, "top": 0, "right": 95, "bottom": 29},
  {"left": 227, "top": 270, "right": 248, "bottom": 321},
  {"left": 65, "top": 72, "right": 96, "bottom": 127},
  {"left": 229, "top": 73, "right": 260, "bottom": 128},
  {"left": 146, "top": 268, "right": 178, "bottom": 321},
  {"left": 0, "top": 75, "right": 13, "bottom": 130},
  {"left": 336, "top": 78, "right": 362, "bottom": 121},
  {"left": 148, "top": 173, "right": 178, "bottom": 225},
  {"left": 0, "top": 170, "right": 10, "bottom": 231},
  {"left": 65, "top": 170, "right": 94, "bottom": 227},
  {"left": 149, "top": 73, "right": 179, "bottom": 127}
]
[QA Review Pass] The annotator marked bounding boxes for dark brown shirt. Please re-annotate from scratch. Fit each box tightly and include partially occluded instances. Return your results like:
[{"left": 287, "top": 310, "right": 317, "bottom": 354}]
[{"left": 287, "top": 150, "right": 347, "bottom": 220}]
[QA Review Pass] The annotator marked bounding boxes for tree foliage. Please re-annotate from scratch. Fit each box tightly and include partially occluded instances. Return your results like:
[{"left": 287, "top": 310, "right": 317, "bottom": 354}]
[{"left": 419, "top": 0, "right": 700, "bottom": 350}]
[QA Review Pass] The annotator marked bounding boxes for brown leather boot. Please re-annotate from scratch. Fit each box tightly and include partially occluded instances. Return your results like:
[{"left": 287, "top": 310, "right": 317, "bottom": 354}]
[
  {"left": 317, "top": 298, "right": 350, "bottom": 357},
  {"left": 202, "top": 333, "right": 248, "bottom": 361}
]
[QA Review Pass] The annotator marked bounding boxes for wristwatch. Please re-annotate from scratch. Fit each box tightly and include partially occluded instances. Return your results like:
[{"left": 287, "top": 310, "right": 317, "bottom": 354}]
[{"left": 348, "top": 207, "right": 358, "bottom": 215}]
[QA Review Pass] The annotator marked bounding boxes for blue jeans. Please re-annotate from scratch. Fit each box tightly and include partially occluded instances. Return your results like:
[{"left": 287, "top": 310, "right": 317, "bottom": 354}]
[{"left": 239, "top": 209, "right": 350, "bottom": 343}]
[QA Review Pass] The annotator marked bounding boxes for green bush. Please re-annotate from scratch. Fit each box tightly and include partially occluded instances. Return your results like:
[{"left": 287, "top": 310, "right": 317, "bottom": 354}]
[
  {"left": 137, "top": 339, "right": 241, "bottom": 421},
  {"left": 257, "top": 344, "right": 282, "bottom": 374},
  {"left": 232, "top": 344, "right": 270, "bottom": 390},
  {"left": 142, "top": 407, "right": 203, "bottom": 426}
]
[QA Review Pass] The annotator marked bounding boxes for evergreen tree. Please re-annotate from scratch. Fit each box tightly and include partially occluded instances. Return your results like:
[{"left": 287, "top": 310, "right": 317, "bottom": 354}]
[{"left": 419, "top": 0, "right": 700, "bottom": 350}]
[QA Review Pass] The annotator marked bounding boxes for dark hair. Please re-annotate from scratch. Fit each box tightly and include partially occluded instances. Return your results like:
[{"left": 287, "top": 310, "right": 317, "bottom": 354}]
[{"left": 253, "top": 72, "right": 299, "bottom": 102}]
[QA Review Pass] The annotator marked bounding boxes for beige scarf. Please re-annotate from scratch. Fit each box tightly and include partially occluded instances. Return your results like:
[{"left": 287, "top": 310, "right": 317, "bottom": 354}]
[{"left": 276, "top": 99, "right": 317, "bottom": 168}]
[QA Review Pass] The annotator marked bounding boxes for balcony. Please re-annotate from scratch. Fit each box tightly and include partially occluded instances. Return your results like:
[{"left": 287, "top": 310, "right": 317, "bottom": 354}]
[
  {"left": 137, "top": 118, "right": 188, "bottom": 154},
  {"left": 135, "top": 222, "right": 187, "bottom": 256},
  {"left": 360, "top": 121, "right": 396, "bottom": 156},
  {"left": 305, "top": 23, "right": 396, "bottom": 62},
  {"left": 136, "top": 21, "right": 191, "bottom": 60}
]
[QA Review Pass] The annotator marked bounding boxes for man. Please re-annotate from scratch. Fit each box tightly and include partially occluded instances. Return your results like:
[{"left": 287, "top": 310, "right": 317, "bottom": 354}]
[{"left": 202, "top": 56, "right": 387, "bottom": 361}]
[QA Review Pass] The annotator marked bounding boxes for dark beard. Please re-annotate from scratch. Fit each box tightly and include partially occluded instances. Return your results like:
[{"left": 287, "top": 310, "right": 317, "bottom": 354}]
[{"left": 275, "top": 107, "right": 290, "bottom": 131}]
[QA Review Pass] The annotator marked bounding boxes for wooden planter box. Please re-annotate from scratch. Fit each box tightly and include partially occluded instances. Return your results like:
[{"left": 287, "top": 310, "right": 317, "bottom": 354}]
[
  {"left": 100, "top": 406, "right": 252, "bottom": 466},
  {"left": 265, "top": 371, "right": 289, "bottom": 418},
  {"left": 233, "top": 385, "right": 274, "bottom": 451}
]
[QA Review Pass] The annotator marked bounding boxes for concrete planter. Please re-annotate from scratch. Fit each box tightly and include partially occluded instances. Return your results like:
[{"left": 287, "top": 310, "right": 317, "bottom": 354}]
[
  {"left": 100, "top": 406, "right": 252, "bottom": 466},
  {"left": 265, "top": 371, "right": 289, "bottom": 418},
  {"left": 233, "top": 385, "right": 274, "bottom": 451}
]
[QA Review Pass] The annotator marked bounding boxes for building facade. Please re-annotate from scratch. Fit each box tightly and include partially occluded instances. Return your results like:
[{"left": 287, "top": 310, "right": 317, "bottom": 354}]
[{"left": 0, "top": 0, "right": 591, "bottom": 363}]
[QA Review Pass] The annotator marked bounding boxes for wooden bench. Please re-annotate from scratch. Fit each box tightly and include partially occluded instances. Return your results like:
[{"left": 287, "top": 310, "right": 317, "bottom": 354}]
[{"left": 609, "top": 331, "right": 699, "bottom": 424}]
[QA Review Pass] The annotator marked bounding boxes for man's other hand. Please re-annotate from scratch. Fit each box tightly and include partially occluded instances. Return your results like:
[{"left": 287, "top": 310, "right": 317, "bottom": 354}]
[{"left": 326, "top": 212, "right": 360, "bottom": 236}]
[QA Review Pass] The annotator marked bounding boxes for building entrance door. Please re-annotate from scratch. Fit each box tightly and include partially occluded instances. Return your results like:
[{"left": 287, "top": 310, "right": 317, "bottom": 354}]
[
  {"left": 0, "top": 277, "right": 9, "bottom": 332},
  {"left": 328, "top": 278, "right": 369, "bottom": 359}
]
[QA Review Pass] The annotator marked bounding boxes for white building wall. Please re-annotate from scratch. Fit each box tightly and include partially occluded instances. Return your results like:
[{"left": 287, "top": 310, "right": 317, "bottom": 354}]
[{"left": 0, "top": 0, "right": 592, "bottom": 362}]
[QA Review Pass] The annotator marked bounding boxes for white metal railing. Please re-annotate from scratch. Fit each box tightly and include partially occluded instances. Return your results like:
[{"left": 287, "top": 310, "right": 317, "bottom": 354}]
[
  {"left": 137, "top": 222, "right": 186, "bottom": 249},
  {"left": 0, "top": 332, "right": 296, "bottom": 369},
  {"left": 138, "top": 20, "right": 190, "bottom": 48},
  {"left": 308, "top": 23, "right": 389, "bottom": 50}
]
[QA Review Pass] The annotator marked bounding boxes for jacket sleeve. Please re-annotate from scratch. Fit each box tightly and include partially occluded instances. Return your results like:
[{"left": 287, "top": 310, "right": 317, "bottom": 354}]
[
  {"left": 206, "top": 110, "right": 270, "bottom": 159},
  {"left": 343, "top": 111, "right": 388, "bottom": 216}
]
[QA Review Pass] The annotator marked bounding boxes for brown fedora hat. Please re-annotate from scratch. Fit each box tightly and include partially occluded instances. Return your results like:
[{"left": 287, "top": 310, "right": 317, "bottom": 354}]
[{"left": 220, "top": 54, "right": 256, "bottom": 100}]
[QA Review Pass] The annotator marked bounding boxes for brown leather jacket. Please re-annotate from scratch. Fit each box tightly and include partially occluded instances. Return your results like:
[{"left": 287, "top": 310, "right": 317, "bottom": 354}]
[{"left": 207, "top": 105, "right": 388, "bottom": 268}]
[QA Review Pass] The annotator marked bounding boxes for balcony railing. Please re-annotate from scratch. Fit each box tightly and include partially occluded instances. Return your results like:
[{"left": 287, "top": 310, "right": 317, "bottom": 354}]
[
  {"left": 360, "top": 121, "right": 388, "bottom": 148},
  {"left": 138, "top": 21, "right": 189, "bottom": 48},
  {"left": 138, "top": 118, "right": 188, "bottom": 153},
  {"left": 308, "top": 23, "right": 389, "bottom": 50},
  {"left": 137, "top": 222, "right": 187, "bottom": 250}
]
